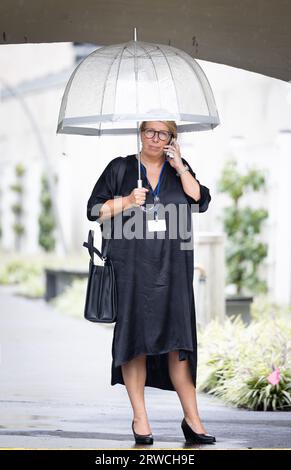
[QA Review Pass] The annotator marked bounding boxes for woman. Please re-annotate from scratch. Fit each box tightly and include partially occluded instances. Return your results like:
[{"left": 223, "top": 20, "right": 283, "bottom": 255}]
[{"left": 87, "top": 121, "right": 215, "bottom": 446}]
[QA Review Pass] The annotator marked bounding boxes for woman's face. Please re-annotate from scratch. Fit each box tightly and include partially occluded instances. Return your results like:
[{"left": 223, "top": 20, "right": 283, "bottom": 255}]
[{"left": 140, "top": 121, "right": 172, "bottom": 157}]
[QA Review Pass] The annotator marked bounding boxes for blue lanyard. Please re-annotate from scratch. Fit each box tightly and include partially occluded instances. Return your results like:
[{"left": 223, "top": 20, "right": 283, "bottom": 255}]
[
  {"left": 140, "top": 160, "right": 167, "bottom": 220},
  {"left": 140, "top": 160, "right": 167, "bottom": 199}
]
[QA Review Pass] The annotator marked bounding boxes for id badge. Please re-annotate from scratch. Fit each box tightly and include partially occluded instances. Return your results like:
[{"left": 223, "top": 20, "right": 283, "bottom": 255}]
[{"left": 148, "top": 218, "right": 166, "bottom": 232}]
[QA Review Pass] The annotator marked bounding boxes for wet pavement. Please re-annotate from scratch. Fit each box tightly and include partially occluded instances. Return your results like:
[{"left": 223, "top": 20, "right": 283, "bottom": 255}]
[{"left": 0, "top": 285, "right": 290, "bottom": 449}]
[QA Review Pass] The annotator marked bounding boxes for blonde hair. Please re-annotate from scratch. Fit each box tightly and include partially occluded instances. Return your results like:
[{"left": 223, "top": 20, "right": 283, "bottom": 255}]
[{"left": 140, "top": 121, "right": 177, "bottom": 139}]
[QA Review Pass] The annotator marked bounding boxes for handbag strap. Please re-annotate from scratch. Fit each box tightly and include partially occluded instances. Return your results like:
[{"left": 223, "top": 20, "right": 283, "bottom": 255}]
[
  {"left": 83, "top": 157, "right": 127, "bottom": 262},
  {"left": 100, "top": 157, "right": 127, "bottom": 259},
  {"left": 114, "top": 156, "right": 127, "bottom": 197},
  {"left": 83, "top": 229, "right": 104, "bottom": 262}
]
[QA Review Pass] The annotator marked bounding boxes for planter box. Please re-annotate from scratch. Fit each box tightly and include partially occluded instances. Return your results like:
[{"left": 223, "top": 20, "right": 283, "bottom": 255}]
[
  {"left": 225, "top": 295, "right": 253, "bottom": 324},
  {"left": 44, "top": 268, "right": 88, "bottom": 301}
]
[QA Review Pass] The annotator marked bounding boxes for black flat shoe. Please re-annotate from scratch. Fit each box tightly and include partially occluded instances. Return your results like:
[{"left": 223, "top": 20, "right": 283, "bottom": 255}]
[
  {"left": 132, "top": 420, "right": 154, "bottom": 445},
  {"left": 181, "top": 418, "right": 216, "bottom": 444}
]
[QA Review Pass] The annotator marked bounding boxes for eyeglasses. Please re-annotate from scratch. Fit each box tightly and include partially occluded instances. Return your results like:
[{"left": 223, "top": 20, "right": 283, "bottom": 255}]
[{"left": 143, "top": 128, "right": 172, "bottom": 141}]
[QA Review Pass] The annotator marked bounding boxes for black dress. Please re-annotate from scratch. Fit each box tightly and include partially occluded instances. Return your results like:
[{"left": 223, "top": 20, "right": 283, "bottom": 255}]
[{"left": 87, "top": 154, "right": 211, "bottom": 391}]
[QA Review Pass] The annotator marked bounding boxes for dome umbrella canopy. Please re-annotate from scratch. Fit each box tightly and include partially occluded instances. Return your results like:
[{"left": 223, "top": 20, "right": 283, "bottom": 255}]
[{"left": 57, "top": 38, "right": 220, "bottom": 136}]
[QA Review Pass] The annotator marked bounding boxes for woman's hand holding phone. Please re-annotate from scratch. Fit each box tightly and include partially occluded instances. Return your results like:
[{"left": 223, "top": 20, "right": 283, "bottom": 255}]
[
  {"left": 164, "top": 139, "right": 184, "bottom": 172},
  {"left": 165, "top": 138, "right": 176, "bottom": 158}
]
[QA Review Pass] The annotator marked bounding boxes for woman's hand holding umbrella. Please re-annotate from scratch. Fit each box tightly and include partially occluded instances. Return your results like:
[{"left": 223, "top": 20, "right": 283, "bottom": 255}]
[{"left": 127, "top": 187, "right": 149, "bottom": 207}]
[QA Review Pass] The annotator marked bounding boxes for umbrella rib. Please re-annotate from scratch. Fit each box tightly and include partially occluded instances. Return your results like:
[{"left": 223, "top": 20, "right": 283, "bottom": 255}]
[
  {"left": 156, "top": 45, "right": 181, "bottom": 117},
  {"left": 179, "top": 53, "right": 215, "bottom": 118},
  {"left": 97, "top": 45, "right": 127, "bottom": 134},
  {"left": 111, "top": 45, "right": 128, "bottom": 120},
  {"left": 197, "top": 64, "right": 218, "bottom": 119},
  {"left": 138, "top": 43, "right": 162, "bottom": 111}
]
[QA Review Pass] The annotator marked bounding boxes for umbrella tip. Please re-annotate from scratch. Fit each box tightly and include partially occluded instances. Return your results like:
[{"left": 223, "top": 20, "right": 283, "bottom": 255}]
[{"left": 133, "top": 27, "right": 138, "bottom": 41}]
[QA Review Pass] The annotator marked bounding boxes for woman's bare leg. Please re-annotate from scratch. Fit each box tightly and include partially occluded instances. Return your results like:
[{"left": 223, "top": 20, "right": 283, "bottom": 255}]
[
  {"left": 168, "top": 350, "right": 206, "bottom": 434},
  {"left": 121, "top": 354, "right": 152, "bottom": 435}
]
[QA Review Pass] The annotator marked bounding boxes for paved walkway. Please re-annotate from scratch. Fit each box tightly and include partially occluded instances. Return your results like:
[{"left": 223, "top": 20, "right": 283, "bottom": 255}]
[{"left": 0, "top": 285, "right": 290, "bottom": 449}]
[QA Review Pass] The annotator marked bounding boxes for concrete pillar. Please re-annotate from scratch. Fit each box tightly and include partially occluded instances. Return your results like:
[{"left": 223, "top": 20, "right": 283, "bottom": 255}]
[
  {"left": 270, "top": 131, "right": 291, "bottom": 305},
  {"left": 194, "top": 232, "right": 225, "bottom": 327}
]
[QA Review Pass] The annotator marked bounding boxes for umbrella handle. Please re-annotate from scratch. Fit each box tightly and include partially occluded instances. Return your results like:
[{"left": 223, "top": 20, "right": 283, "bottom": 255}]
[
  {"left": 137, "top": 178, "right": 147, "bottom": 209},
  {"left": 137, "top": 177, "right": 157, "bottom": 213}
]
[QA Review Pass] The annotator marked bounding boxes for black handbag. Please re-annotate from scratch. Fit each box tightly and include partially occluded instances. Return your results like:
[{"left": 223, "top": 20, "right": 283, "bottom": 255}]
[
  {"left": 83, "top": 229, "right": 117, "bottom": 323},
  {"left": 83, "top": 157, "right": 127, "bottom": 323}
]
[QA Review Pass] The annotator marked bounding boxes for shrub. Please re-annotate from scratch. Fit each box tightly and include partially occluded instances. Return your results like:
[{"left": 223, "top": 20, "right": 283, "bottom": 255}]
[
  {"left": 52, "top": 279, "right": 87, "bottom": 319},
  {"left": 217, "top": 159, "right": 268, "bottom": 295},
  {"left": 0, "top": 259, "right": 42, "bottom": 285},
  {"left": 198, "top": 297, "right": 291, "bottom": 410},
  {"left": 38, "top": 175, "right": 56, "bottom": 252}
]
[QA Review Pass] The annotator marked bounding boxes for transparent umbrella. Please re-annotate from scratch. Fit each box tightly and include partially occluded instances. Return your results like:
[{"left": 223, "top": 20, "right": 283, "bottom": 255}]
[{"left": 57, "top": 29, "right": 220, "bottom": 188}]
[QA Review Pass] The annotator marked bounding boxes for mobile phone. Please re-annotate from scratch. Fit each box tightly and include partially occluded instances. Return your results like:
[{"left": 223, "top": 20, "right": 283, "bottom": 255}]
[{"left": 165, "top": 138, "right": 176, "bottom": 158}]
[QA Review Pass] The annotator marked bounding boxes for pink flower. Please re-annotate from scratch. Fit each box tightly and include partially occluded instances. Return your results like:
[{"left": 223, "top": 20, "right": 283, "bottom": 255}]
[{"left": 267, "top": 368, "right": 281, "bottom": 385}]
